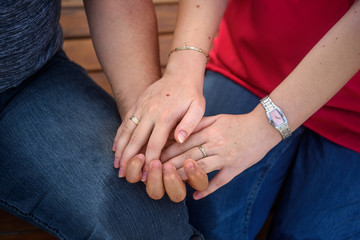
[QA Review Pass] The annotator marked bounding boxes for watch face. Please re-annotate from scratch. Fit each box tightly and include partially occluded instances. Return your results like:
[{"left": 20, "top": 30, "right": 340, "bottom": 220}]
[{"left": 269, "top": 109, "right": 285, "bottom": 127}]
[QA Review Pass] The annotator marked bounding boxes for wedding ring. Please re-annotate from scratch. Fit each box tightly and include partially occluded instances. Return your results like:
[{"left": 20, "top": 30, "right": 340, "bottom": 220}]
[
  {"left": 198, "top": 145, "right": 207, "bottom": 158},
  {"left": 129, "top": 116, "right": 140, "bottom": 126}
]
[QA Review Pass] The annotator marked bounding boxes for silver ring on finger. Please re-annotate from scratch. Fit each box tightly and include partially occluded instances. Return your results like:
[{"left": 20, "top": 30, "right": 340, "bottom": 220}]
[
  {"left": 129, "top": 115, "right": 140, "bottom": 126},
  {"left": 198, "top": 145, "right": 207, "bottom": 158}
]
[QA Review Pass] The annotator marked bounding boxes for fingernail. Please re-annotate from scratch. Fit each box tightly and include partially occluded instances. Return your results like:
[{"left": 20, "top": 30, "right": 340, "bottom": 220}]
[
  {"left": 186, "top": 161, "right": 195, "bottom": 169},
  {"left": 114, "top": 157, "right": 120, "bottom": 168},
  {"left": 141, "top": 171, "right": 148, "bottom": 182},
  {"left": 118, "top": 167, "right": 125, "bottom": 178},
  {"left": 177, "top": 131, "right": 187, "bottom": 143},
  {"left": 193, "top": 192, "right": 202, "bottom": 200}
]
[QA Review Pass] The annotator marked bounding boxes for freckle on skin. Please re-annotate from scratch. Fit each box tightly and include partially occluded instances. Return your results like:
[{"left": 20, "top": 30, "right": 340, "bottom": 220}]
[
  {"left": 208, "top": 36, "right": 211, "bottom": 40},
  {"left": 322, "top": 45, "right": 325, "bottom": 48},
  {"left": 196, "top": 5, "right": 200, "bottom": 8},
  {"left": 355, "top": 10, "right": 358, "bottom": 14},
  {"left": 166, "top": 94, "right": 170, "bottom": 97},
  {"left": 336, "top": 37, "right": 338, "bottom": 40}
]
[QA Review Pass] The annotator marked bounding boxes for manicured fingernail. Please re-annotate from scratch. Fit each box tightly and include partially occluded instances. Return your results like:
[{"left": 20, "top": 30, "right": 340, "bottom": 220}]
[
  {"left": 186, "top": 161, "right": 195, "bottom": 169},
  {"left": 118, "top": 167, "right": 125, "bottom": 178},
  {"left": 193, "top": 192, "right": 202, "bottom": 200},
  {"left": 114, "top": 157, "right": 120, "bottom": 168},
  {"left": 141, "top": 171, "right": 148, "bottom": 182},
  {"left": 177, "top": 131, "right": 187, "bottom": 143}
]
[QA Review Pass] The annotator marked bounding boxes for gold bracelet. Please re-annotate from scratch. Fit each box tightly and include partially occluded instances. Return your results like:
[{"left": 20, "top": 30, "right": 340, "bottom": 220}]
[{"left": 168, "top": 46, "right": 209, "bottom": 63}]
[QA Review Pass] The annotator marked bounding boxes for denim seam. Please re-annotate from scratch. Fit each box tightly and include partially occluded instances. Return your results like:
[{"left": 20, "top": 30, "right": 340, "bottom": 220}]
[
  {"left": 241, "top": 135, "right": 299, "bottom": 240},
  {"left": 0, "top": 198, "right": 66, "bottom": 240}
]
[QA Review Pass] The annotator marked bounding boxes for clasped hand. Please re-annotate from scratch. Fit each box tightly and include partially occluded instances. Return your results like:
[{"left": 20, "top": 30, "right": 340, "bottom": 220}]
[
  {"left": 112, "top": 73, "right": 279, "bottom": 202},
  {"left": 112, "top": 74, "right": 208, "bottom": 201}
]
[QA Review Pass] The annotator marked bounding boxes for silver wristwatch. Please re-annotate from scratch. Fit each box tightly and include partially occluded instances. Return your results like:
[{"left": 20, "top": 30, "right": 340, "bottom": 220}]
[{"left": 260, "top": 96, "right": 292, "bottom": 140}]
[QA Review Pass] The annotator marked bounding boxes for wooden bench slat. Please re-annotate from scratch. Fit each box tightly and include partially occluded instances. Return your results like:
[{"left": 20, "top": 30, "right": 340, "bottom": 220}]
[
  {"left": 63, "top": 38, "right": 100, "bottom": 71},
  {"left": 63, "top": 34, "right": 173, "bottom": 72},
  {"left": 88, "top": 72, "right": 113, "bottom": 96},
  {"left": 60, "top": 7, "right": 89, "bottom": 38},
  {"left": 60, "top": 4, "right": 177, "bottom": 39}
]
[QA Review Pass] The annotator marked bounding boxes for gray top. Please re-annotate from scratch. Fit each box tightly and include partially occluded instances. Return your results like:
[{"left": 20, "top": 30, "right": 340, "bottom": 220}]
[{"left": 0, "top": 0, "right": 63, "bottom": 93}]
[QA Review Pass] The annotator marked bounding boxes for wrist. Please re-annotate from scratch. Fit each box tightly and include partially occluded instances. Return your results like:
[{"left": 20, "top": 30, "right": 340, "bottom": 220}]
[
  {"left": 164, "top": 47, "right": 207, "bottom": 81},
  {"left": 249, "top": 104, "right": 283, "bottom": 150},
  {"left": 260, "top": 96, "right": 292, "bottom": 140}
]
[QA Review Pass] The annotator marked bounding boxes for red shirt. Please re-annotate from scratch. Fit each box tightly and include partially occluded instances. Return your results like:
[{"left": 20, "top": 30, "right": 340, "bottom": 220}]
[{"left": 207, "top": 0, "right": 360, "bottom": 153}]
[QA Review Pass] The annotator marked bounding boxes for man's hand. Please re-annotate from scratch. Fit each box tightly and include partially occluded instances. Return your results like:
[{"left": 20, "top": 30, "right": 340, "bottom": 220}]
[{"left": 125, "top": 154, "right": 208, "bottom": 202}]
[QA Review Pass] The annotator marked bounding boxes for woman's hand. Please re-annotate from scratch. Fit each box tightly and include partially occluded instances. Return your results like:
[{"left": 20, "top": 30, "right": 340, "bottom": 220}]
[
  {"left": 125, "top": 154, "right": 208, "bottom": 202},
  {"left": 112, "top": 72, "right": 206, "bottom": 180},
  {"left": 160, "top": 107, "right": 282, "bottom": 199}
]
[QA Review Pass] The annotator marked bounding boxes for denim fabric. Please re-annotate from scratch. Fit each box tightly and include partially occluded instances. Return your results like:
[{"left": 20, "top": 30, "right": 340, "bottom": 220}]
[
  {"left": 0, "top": 51, "right": 199, "bottom": 240},
  {"left": 186, "top": 71, "right": 360, "bottom": 240}
]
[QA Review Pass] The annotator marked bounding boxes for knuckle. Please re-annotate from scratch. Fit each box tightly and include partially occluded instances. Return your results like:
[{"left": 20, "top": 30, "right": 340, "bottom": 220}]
[
  {"left": 159, "top": 111, "right": 172, "bottom": 123},
  {"left": 122, "top": 124, "right": 132, "bottom": 134},
  {"left": 164, "top": 171, "right": 177, "bottom": 182},
  {"left": 183, "top": 151, "right": 193, "bottom": 161},
  {"left": 197, "top": 161, "right": 206, "bottom": 171},
  {"left": 146, "top": 143, "right": 160, "bottom": 160},
  {"left": 148, "top": 102, "right": 159, "bottom": 113},
  {"left": 129, "top": 134, "right": 139, "bottom": 145}
]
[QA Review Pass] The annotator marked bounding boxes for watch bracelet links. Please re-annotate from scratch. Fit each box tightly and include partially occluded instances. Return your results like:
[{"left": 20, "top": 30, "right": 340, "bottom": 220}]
[{"left": 260, "top": 96, "right": 292, "bottom": 140}]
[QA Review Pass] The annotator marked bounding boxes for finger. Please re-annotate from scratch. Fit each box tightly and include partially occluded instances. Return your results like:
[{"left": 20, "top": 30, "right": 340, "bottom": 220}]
[
  {"left": 118, "top": 120, "right": 153, "bottom": 177},
  {"left": 193, "top": 169, "right": 234, "bottom": 200},
  {"left": 164, "top": 143, "right": 210, "bottom": 169},
  {"left": 114, "top": 112, "right": 141, "bottom": 168},
  {"left": 184, "top": 159, "right": 208, "bottom": 191},
  {"left": 192, "top": 116, "right": 217, "bottom": 134},
  {"left": 142, "top": 123, "right": 173, "bottom": 181},
  {"left": 112, "top": 126, "right": 122, "bottom": 152},
  {"left": 161, "top": 131, "right": 207, "bottom": 162},
  {"left": 174, "top": 99, "right": 205, "bottom": 144},
  {"left": 146, "top": 160, "right": 165, "bottom": 200},
  {"left": 163, "top": 162, "right": 186, "bottom": 203},
  {"left": 177, "top": 156, "right": 222, "bottom": 181},
  {"left": 125, "top": 154, "right": 145, "bottom": 183}
]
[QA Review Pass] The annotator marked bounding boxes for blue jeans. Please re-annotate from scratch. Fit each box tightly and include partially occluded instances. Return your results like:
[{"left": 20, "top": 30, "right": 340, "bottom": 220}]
[
  {"left": 0, "top": 51, "right": 201, "bottom": 240},
  {"left": 186, "top": 71, "right": 360, "bottom": 240}
]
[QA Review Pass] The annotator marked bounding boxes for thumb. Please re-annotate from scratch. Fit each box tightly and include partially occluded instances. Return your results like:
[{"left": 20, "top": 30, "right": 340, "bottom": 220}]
[{"left": 175, "top": 99, "right": 205, "bottom": 144}]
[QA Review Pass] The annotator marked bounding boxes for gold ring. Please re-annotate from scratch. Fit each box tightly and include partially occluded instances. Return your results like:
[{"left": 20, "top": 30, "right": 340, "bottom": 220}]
[
  {"left": 129, "top": 116, "right": 140, "bottom": 126},
  {"left": 198, "top": 145, "right": 207, "bottom": 158}
]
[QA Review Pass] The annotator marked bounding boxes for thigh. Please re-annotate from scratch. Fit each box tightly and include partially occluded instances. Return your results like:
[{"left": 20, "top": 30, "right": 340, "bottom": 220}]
[
  {"left": 269, "top": 131, "right": 360, "bottom": 240},
  {"left": 186, "top": 71, "right": 305, "bottom": 240},
  {"left": 0, "top": 51, "right": 194, "bottom": 240}
]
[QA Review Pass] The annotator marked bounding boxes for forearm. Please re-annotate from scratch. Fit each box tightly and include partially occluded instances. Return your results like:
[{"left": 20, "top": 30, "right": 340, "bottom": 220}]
[
  {"left": 165, "top": 0, "right": 229, "bottom": 83},
  {"left": 253, "top": 0, "right": 360, "bottom": 145},
  {"left": 83, "top": 0, "right": 161, "bottom": 116}
]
